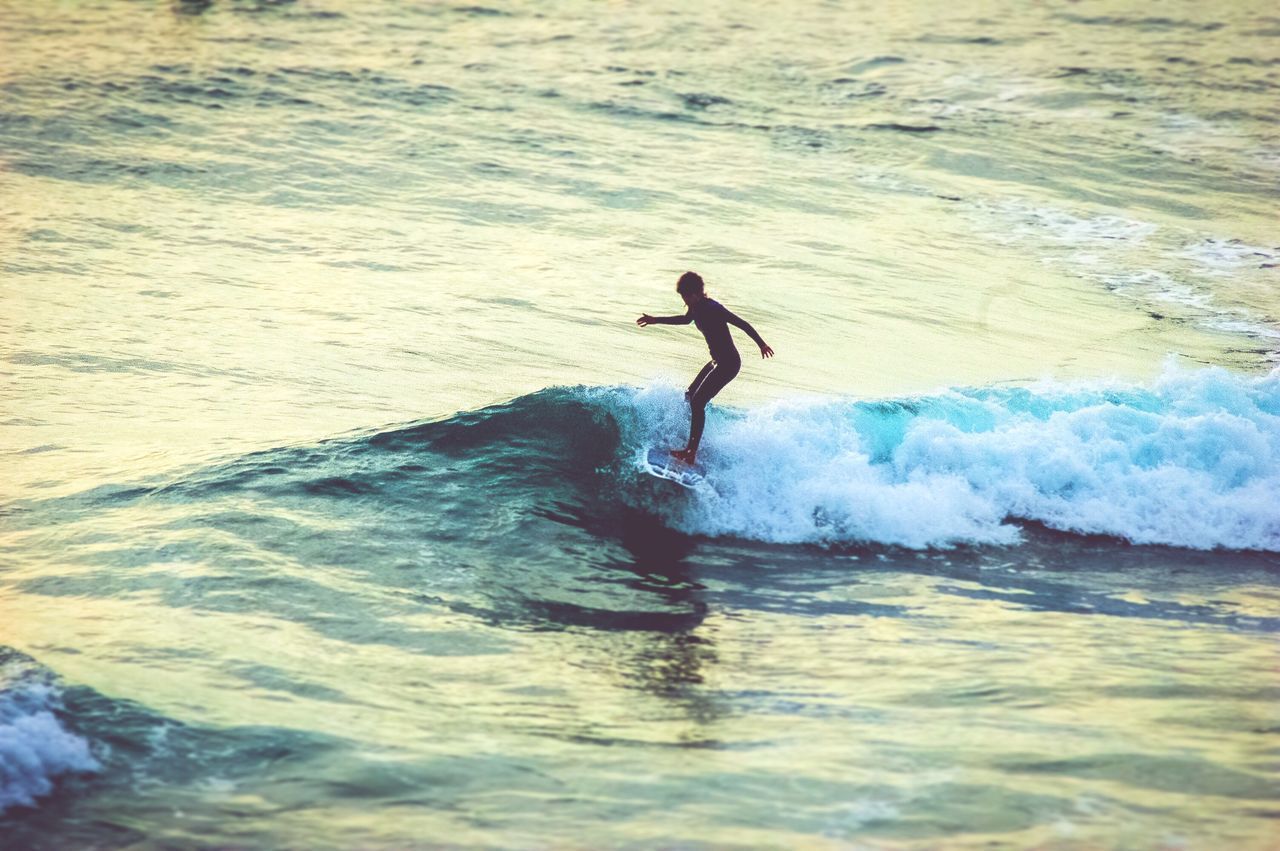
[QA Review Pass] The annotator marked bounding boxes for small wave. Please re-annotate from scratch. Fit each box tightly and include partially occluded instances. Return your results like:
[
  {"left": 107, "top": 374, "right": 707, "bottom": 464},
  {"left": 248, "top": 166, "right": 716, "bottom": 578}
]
[
  {"left": 1056, "top": 15, "right": 1225, "bottom": 33},
  {"left": 453, "top": 5, "right": 511, "bottom": 15},
  {"left": 864, "top": 123, "right": 942, "bottom": 133},
  {"left": 839, "top": 56, "right": 906, "bottom": 76},
  {"left": 0, "top": 651, "right": 98, "bottom": 814},
  {"left": 916, "top": 34, "right": 1004, "bottom": 46},
  {"left": 678, "top": 92, "right": 732, "bottom": 110},
  {"left": 586, "top": 100, "right": 706, "bottom": 126},
  {"left": 613, "top": 365, "right": 1280, "bottom": 551}
]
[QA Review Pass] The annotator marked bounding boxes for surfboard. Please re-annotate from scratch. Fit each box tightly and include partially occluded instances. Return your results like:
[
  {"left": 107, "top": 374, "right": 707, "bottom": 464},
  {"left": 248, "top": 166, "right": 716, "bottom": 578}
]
[{"left": 641, "top": 447, "right": 707, "bottom": 489}]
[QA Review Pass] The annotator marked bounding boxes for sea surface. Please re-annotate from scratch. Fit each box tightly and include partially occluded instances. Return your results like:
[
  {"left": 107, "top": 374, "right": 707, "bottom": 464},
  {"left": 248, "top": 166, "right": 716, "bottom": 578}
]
[{"left": 2, "top": 0, "right": 1279, "bottom": 848}]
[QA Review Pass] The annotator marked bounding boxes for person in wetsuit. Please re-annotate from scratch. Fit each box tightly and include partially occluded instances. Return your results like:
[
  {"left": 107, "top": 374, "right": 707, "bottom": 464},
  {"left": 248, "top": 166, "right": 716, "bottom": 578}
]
[{"left": 637, "top": 271, "right": 774, "bottom": 465}]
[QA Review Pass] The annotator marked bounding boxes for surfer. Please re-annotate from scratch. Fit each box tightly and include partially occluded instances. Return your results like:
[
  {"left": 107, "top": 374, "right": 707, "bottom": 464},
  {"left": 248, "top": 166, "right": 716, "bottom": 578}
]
[{"left": 637, "top": 271, "right": 774, "bottom": 465}]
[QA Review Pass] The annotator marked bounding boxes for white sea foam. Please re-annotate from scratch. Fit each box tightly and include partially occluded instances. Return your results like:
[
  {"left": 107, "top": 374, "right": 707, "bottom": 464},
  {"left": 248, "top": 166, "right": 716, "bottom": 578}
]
[
  {"left": 1101, "top": 269, "right": 1280, "bottom": 346},
  {"left": 620, "top": 364, "right": 1280, "bottom": 551},
  {"left": 1206, "top": 319, "right": 1280, "bottom": 341},
  {"left": 985, "top": 200, "right": 1158, "bottom": 246},
  {"left": 1101, "top": 270, "right": 1214, "bottom": 310},
  {"left": 0, "top": 659, "right": 99, "bottom": 813},
  {"left": 1179, "top": 238, "right": 1277, "bottom": 273},
  {"left": 970, "top": 200, "right": 1280, "bottom": 352}
]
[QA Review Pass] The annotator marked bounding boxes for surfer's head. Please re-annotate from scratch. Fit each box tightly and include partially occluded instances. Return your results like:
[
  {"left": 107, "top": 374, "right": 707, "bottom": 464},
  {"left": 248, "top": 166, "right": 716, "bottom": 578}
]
[{"left": 676, "top": 271, "right": 705, "bottom": 307}]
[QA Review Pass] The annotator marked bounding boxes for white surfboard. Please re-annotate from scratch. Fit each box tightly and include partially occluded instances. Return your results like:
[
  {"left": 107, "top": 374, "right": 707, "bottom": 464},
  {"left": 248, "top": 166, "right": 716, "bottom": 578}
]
[{"left": 641, "top": 447, "right": 708, "bottom": 489}]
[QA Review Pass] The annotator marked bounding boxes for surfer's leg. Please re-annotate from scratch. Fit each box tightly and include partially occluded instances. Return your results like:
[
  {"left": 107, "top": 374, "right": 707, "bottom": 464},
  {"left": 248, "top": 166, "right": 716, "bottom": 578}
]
[
  {"left": 686, "top": 360, "right": 716, "bottom": 401},
  {"left": 694, "top": 358, "right": 740, "bottom": 407},
  {"left": 680, "top": 358, "right": 741, "bottom": 460},
  {"left": 675, "top": 361, "right": 717, "bottom": 463},
  {"left": 683, "top": 401, "right": 707, "bottom": 460}
]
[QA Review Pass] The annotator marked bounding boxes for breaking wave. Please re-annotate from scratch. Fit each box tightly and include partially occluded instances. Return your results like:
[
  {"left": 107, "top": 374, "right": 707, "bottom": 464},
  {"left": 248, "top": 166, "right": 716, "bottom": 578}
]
[{"left": 0, "top": 651, "right": 98, "bottom": 814}]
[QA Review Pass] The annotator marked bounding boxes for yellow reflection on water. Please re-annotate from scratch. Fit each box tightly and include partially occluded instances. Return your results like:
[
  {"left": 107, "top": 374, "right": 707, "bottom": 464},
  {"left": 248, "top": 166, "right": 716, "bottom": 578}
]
[{"left": 1, "top": 559, "right": 1275, "bottom": 846}]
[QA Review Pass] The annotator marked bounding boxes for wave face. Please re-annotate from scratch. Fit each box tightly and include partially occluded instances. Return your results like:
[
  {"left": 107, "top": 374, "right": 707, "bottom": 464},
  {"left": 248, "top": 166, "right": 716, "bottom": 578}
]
[
  {"left": 609, "top": 365, "right": 1280, "bottom": 551},
  {"left": 0, "top": 651, "right": 98, "bottom": 814},
  {"left": 64, "top": 364, "right": 1279, "bottom": 556}
]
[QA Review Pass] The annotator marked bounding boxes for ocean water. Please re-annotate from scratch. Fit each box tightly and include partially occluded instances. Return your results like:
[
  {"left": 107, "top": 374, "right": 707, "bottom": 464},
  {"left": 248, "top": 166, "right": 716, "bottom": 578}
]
[{"left": 2, "top": 0, "right": 1278, "bottom": 848}]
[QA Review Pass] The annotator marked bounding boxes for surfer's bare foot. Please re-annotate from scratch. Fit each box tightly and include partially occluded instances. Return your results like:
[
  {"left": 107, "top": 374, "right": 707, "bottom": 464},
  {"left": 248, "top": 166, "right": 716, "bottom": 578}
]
[{"left": 670, "top": 449, "right": 696, "bottom": 466}]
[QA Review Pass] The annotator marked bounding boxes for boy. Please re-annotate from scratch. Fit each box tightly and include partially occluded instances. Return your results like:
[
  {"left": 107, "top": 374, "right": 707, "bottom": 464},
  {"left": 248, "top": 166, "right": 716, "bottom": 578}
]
[{"left": 637, "top": 271, "right": 774, "bottom": 465}]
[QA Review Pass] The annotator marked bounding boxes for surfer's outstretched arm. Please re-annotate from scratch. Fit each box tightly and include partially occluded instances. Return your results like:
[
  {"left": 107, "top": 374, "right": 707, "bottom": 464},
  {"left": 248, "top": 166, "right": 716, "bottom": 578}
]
[
  {"left": 724, "top": 309, "right": 775, "bottom": 358},
  {"left": 636, "top": 312, "right": 692, "bottom": 326}
]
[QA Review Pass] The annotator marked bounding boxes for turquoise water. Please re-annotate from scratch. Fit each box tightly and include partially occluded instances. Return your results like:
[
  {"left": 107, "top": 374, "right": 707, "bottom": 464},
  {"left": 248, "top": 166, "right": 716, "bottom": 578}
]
[{"left": 2, "top": 1, "right": 1278, "bottom": 848}]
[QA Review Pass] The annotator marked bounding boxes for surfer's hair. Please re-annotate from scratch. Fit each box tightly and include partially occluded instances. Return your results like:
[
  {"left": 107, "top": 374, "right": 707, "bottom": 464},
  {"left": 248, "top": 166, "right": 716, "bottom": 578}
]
[{"left": 676, "top": 271, "right": 705, "bottom": 295}]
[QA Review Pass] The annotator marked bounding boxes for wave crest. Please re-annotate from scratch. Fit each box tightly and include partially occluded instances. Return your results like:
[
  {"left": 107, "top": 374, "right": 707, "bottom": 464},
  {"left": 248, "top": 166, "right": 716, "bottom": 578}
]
[{"left": 614, "top": 365, "right": 1280, "bottom": 551}]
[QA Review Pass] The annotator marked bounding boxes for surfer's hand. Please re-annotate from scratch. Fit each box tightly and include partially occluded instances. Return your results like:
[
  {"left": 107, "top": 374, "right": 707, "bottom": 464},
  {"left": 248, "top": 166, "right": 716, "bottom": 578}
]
[
  {"left": 760, "top": 344, "right": 774, "bottom": 358},
  {"left": 637, "top": 314, "right": 655, "bottom": 327}
]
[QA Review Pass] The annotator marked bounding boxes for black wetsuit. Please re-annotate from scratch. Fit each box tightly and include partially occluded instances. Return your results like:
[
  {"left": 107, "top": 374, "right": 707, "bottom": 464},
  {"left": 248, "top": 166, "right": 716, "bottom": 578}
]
[
  {"left": 686, "top": 298, "right": 742, "bottom": 407},
  {"left": 667, "top": 297, "right": 766, "bottom": 455}
]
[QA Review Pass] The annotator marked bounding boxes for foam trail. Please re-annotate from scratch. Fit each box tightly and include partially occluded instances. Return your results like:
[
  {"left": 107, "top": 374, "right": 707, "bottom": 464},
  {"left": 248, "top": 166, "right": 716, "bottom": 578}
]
[
  {"left": 0, "top": 655, "right": 99, "bottom": 813},
  {"left": 619, "top": 364, "right": 1280, "bottom": 551}
]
